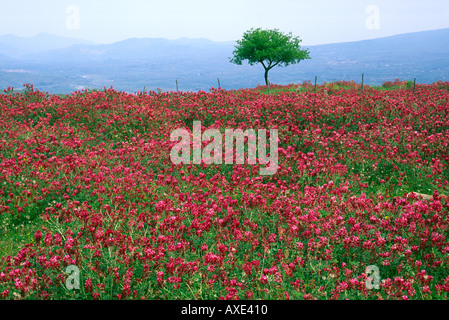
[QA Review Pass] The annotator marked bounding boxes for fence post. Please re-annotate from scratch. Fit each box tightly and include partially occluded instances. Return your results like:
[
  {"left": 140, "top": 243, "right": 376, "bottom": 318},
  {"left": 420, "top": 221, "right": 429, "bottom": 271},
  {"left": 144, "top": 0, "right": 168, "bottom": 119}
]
[
  {"left": 361, "top": 73, "right": 364, "bottom": 92},
  {"left": 218, "top": 78, "right": 221, "bottom": 89},
  {"left": 176, "top": 80, "right": 178, "bottom": 92},
  {"left": 314, "top": 75, "right": 317, "bottom": 92},
  {"left": 413, "top": 78, "right": 416, "bottom": 93}
]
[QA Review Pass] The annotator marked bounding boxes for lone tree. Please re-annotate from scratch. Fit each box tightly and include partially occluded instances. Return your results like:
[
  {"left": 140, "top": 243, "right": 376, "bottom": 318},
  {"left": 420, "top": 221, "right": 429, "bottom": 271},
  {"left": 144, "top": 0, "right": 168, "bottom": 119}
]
[{"left": 230, "top": 28, "right": 310, "bottom": 86}]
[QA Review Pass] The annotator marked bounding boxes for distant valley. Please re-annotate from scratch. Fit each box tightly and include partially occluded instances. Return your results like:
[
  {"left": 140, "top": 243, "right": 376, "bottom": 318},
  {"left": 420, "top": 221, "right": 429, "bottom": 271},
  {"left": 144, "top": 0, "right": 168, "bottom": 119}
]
[{"left": 1, "top": 28, "right": 448, "bottom": 93}]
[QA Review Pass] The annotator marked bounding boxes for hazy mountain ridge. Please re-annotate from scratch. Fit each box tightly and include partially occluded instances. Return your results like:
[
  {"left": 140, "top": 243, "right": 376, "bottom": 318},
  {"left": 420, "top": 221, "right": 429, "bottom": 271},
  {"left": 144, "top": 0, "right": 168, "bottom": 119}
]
[
  {"left": 0, "top": 28, "right": 448, "bottom": 93},
  {"left": 0, "top": 33, "right": 96, "bottom": 58}
]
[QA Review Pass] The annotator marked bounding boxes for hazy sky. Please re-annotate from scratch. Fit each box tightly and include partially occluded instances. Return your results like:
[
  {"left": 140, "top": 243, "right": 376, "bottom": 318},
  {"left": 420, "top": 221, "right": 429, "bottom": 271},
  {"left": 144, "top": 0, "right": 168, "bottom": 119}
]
[{"left": 1, "top": 0, "right": 448, "bottom": 45}]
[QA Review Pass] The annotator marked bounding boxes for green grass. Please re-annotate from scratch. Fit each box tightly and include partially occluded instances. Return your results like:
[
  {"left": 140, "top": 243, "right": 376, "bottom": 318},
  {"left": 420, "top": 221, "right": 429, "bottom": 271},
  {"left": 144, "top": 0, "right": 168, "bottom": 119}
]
[{"left": 0, "top": 217, "right": 42, "bottom": 267}]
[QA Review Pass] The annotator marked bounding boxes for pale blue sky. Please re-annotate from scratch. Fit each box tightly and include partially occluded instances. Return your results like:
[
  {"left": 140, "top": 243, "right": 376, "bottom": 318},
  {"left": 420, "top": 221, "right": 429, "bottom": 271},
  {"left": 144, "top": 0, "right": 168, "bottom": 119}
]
[{"left": 1, "top": 0, "right": 448, "bottom": 45}]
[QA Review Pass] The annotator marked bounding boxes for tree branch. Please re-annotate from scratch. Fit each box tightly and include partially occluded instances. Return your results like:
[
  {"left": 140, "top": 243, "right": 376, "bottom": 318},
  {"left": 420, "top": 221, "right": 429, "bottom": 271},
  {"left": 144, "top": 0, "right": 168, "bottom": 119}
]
[{"left": 268, "top": 61, "right": 280, "bottom": 70}]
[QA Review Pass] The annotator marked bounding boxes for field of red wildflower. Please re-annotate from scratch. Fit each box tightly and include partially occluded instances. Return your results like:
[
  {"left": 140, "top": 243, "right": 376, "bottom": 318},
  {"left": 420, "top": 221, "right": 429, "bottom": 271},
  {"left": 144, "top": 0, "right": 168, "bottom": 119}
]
[{"left": 0, "top": 81, "right": 448, "bottom": 300}]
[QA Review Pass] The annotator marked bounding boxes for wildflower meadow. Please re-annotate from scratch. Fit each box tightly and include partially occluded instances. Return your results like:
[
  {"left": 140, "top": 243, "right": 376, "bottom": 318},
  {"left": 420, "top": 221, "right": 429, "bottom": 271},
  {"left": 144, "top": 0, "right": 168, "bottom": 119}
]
[{"left": 0, "top": 80, "right": 448, "bottom": 300}]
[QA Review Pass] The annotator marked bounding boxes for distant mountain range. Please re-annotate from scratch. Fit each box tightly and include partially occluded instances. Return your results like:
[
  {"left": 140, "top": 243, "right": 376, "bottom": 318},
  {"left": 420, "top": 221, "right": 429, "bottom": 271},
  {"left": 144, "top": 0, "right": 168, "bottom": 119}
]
[
  {"left": 0, "top": 33, "right": 96, "bottom": 58},
  {"left": 1, "top": 28, "right": 448, "bottom": 93}
]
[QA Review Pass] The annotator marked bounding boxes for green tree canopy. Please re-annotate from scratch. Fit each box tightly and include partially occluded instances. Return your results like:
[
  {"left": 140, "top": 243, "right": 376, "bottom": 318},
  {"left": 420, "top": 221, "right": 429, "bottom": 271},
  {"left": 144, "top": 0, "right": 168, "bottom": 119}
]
[{"left": 230, "top": 28, "right": 311, "bottom": 86}]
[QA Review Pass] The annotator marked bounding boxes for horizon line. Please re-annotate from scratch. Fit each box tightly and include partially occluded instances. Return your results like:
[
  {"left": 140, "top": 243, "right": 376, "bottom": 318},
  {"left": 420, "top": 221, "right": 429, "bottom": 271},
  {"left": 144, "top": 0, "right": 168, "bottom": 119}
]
[{"left": 1, "top": 26, "right": 448, "bottom": 47}]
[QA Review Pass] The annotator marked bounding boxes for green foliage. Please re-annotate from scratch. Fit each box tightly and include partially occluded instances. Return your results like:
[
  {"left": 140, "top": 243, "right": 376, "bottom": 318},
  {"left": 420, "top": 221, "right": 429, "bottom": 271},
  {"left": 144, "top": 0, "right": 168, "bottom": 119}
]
[{"left": 230, "top": 28, "right": 310, "bottom": 85}]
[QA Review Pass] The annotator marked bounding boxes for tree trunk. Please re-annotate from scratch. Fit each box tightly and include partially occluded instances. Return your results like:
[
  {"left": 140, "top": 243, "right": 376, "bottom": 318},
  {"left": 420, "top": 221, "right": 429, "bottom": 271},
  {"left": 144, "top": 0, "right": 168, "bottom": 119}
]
[{"left": 264, "top": 68, "right": 269, "bottom": 86}]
